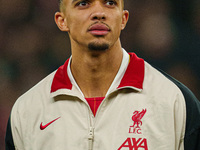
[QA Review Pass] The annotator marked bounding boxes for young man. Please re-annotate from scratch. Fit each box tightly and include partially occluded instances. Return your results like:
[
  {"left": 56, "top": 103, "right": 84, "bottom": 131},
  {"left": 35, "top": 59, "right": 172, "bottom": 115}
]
[{"left": 5, "top": 0, "right": 200, "bottom": 149}]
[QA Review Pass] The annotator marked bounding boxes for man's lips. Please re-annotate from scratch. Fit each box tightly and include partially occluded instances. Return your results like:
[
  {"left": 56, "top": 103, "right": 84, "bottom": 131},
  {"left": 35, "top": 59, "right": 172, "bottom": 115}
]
[{"left": 88, "top": 24, "right": 110, "bottom": 36}]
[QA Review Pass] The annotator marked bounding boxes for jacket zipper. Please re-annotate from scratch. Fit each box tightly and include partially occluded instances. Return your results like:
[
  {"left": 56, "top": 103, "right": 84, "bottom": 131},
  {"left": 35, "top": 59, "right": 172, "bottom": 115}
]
[
  {"left": 88, "top": 126, "right": 94, "bottom": 150},
  {"left": 87, "top": 101, "right": 94, "bottom": 150},
  {"left": 87, "top": 97, "right": 108, "bottom": 150}
]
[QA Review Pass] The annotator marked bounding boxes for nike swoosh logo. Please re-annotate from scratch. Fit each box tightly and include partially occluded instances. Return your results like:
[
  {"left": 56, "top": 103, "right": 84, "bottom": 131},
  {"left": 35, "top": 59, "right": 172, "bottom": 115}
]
[{"left": 40, "top": 117, "right": 60, "bottom": 130}]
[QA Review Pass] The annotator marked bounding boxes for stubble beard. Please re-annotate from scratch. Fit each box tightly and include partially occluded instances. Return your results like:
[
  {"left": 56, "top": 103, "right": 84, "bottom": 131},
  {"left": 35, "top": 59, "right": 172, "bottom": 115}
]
[{"left": 88, "top": 42, "right": 110, "bottom": 51}]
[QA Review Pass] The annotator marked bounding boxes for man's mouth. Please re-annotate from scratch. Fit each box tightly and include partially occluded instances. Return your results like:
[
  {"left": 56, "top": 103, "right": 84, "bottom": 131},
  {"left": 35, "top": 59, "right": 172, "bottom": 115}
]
[{"left": 88, "top": 24, "right": 110, "bottom": 36}]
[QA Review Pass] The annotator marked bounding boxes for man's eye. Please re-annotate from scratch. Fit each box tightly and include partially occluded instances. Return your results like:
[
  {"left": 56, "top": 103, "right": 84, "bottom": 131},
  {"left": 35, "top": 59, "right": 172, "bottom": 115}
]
[
  {"left": 76, "top": 1, "right": 89, "bottom": 7},
  {"left": 106, "top": 0, "right": 117, "bottom": 6}
]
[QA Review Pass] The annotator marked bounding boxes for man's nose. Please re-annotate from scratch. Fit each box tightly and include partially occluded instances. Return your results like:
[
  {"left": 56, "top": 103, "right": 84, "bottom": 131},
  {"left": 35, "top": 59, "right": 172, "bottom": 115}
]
[{"left": 90, "top": 2, "right": 106, "bottom": 21}]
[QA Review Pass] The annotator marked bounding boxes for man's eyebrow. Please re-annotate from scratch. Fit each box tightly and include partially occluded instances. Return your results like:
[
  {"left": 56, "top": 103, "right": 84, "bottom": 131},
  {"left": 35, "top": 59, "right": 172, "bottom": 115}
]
[
  {"left": 72, "top": 0, "right": 79, "bottom": 3},
  {"left": 106, "top": 0, "right": 119, "bottom": 2},
  {"left": 72, "top": 0, "right": 90, "bottom": 4},
  {"left": 72, "top": 0, "right": 120, "bottom": 4}
]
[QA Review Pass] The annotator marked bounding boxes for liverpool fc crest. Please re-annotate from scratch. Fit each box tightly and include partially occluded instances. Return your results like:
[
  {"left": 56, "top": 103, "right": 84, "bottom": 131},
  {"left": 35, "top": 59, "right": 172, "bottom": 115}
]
[{"left": 129, "top": 109, "right": 147, "bottom": 134}]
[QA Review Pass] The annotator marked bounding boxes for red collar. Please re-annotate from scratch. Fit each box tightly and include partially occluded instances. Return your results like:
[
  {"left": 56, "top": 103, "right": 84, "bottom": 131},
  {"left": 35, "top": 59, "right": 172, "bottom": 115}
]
[{"left": 51, "top": 53, "right": 144, "bottom": 93}]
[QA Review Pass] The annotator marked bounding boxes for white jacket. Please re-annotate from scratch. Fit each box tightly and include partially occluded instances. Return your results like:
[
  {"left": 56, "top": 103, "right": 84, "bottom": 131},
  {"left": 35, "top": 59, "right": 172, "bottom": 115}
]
[{"left": 5, "top": 50, "right": 200, "bottom": 150}]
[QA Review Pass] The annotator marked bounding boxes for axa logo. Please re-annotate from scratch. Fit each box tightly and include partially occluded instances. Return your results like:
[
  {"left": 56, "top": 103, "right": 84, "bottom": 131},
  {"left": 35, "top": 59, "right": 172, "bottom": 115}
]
[
  {"left": 129, "top": 109, "right": 147, "bottom": 134},
  {"left": 118, "top": 138, "right": 148, "bottom": 150}
]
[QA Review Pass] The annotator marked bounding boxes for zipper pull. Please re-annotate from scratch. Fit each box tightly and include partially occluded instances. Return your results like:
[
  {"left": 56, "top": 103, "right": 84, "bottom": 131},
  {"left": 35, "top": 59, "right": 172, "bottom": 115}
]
[{"left": 88, "top": 127, "right": 94, "bottom": 150}]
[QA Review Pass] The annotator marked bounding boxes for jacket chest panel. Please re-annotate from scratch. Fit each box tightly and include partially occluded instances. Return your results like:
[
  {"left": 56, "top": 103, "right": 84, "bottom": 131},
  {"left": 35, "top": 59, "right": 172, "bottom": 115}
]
[
  {"left": 92, "top": 92, "right": 177, "bottom": 149},
  {"left": 25, "top": 92, "right": 177, "bottom": 149}
]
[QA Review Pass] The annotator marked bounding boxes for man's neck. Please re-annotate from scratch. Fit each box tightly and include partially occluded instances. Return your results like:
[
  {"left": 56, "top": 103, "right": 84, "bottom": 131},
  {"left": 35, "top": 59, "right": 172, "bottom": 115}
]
[{"left": 70, "top": 44, "right": 123, "bottom": 98}]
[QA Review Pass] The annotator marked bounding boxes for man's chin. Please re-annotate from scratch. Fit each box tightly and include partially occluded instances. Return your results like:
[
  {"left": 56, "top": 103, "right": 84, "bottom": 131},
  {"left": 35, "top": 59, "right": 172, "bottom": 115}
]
[{"left": 88, "top": 42, "right": 109, "bottom": 51}]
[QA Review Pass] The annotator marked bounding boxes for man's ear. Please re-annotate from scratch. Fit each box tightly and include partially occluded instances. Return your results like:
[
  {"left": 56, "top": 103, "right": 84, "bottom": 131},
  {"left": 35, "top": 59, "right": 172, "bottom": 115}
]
[
  {"left": 55, "top": 12, "right": 69, "bottom": 32},
  {"left": 121, "top": 10, "right": 129, "bottom": 30}
]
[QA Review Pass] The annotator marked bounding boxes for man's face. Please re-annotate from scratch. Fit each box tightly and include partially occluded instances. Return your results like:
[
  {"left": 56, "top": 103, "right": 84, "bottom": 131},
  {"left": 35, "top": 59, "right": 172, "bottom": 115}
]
[{"left": 56, "top": 0, "right": 129, "bottom": 51}]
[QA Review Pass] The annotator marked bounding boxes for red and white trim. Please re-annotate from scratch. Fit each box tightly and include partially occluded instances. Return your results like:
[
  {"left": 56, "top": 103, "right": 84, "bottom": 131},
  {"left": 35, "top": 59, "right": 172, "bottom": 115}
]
[{"left": 50, "top": 50, "right": 145, "bottom": 96}]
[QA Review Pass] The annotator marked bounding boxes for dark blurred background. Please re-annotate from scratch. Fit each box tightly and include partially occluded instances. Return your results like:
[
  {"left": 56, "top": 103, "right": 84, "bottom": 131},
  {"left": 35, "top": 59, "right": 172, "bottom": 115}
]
[{"left": 0, "top": 0, "right": 200, "bottom": 149}]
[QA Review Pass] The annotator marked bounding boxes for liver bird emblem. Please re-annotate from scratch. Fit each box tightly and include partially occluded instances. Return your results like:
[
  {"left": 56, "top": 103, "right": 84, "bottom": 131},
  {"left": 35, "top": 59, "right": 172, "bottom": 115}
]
[{"left": 130, "top": 109, "right": 147, "bottom": 128}]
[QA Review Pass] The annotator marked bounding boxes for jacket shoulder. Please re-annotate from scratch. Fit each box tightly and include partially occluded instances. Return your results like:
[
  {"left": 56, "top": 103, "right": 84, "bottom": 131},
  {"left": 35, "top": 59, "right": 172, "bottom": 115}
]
[{"left": 146, "top": 63, "right": 200, "bottom": 150}]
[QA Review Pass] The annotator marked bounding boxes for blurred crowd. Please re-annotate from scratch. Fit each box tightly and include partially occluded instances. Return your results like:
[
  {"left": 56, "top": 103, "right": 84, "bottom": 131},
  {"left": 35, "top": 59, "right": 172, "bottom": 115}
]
[{"left": 0, "top": 0, "right": 200, "bottom": 149}]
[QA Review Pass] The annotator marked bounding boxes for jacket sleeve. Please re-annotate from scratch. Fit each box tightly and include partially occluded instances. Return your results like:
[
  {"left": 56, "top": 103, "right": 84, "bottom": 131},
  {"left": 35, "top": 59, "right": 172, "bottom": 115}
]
[
  {"left": 167, "top": 75, "right": 200, "bottom": 150},
  {"left": 5, "top": 100, "right": 25, "bottom": 150},
  {"left": 5, "top": 116, "right": 15, "bottom": 150},
  {"left": 157, "top": 68, "right": 200, "bottom": 150},
  {"left": 180, "top": 85, "right": 200, "bottom": 150}
]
